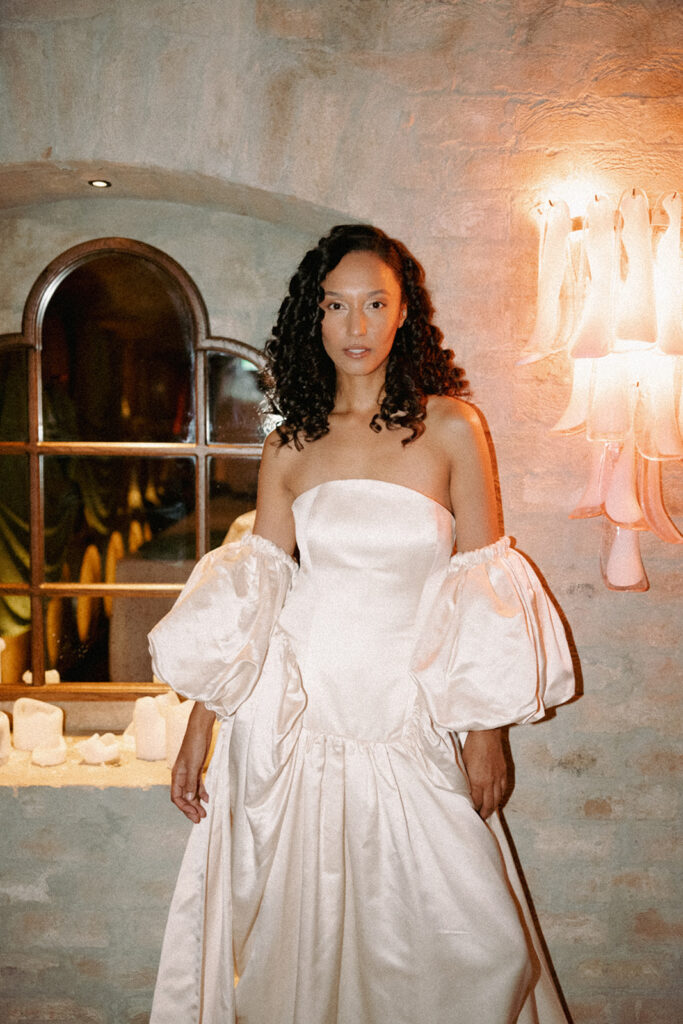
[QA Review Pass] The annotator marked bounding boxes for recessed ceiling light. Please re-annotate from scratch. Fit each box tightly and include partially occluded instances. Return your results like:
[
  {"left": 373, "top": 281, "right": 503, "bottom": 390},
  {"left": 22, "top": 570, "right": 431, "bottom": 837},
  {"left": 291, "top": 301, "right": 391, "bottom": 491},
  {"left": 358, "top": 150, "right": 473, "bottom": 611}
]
[{"left": 88, "top": 179, "right": 111, "bottom": 188}]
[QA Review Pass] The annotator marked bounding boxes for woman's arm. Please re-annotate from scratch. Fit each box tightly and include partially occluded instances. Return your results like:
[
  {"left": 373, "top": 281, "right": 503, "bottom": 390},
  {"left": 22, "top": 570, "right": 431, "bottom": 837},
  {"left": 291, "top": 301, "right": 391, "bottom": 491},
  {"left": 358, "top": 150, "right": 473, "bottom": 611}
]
[
  {"left": 171, "top": 701, "right": 216, "bottom": 823},
  {"left": 252, "top": 429, "right": 297, "bottom": 555},
  {"left": 440, "top": 399, "right": 508, "bottom": 820},
  {"left": 444, "top": 399, "right": 500, "bottom": 554},
  {"left": 171, "top": 431, "right": 297, "bottom": 822}
]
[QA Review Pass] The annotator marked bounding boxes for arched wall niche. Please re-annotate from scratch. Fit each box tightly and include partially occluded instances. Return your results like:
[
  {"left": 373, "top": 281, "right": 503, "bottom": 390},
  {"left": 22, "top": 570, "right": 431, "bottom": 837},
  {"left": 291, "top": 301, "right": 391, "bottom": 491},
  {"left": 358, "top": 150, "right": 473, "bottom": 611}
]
[
  {"left": 0, "top": 161, "right": 351, "bottom": 235},
  {"left": 0, "top": 236, "right": 269, "bottom": 698}
]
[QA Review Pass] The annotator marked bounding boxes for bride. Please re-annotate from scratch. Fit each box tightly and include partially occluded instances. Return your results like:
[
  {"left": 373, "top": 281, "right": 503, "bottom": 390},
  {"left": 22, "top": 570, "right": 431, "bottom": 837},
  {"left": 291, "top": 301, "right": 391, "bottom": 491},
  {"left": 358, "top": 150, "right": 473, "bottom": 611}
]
[{"left": 148, "top": 223, "right": 574, "bottom": 1023}]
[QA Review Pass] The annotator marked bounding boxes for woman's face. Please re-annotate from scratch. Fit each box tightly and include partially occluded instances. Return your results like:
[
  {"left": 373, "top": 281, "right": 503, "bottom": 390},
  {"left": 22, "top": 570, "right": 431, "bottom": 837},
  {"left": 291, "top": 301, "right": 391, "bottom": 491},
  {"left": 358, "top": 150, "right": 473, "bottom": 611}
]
[{"left": 319, "top": 251, "right": 406, "bottom": 377}]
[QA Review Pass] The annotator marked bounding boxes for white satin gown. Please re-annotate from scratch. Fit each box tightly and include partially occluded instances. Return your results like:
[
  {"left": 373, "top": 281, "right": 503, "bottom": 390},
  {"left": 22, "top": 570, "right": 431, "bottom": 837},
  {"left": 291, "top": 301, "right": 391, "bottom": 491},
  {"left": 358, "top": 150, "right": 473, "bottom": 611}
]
[{"left": 148, "top": 479, "right": 575, "bottom": 1024}]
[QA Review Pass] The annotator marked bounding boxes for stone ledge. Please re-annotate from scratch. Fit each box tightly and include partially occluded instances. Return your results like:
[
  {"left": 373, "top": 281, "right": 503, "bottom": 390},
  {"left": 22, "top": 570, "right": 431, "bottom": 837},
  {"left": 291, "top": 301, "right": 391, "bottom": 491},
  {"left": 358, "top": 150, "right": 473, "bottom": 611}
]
[{"left": 0, "top": 739, "right": 171, "bottom": 789}]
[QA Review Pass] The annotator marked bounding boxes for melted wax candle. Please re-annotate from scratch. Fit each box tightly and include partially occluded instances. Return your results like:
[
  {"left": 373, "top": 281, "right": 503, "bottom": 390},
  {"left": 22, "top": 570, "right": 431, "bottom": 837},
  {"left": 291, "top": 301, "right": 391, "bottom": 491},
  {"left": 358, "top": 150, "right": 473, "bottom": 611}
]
[
  {"left": 0, "top": 710, "right": 10, "bottom": 765},
  {"left": 133, "top": 693, "right": 178, "bottom": 760},
  {"left": 77, "top": 732, "right": 121, "bottom": 765},
  {"left": 13, "top": 698, "right": 64, "bottom": 752},
  {"left": 32, "top": 736, "right": 67, "bottom": 767}
]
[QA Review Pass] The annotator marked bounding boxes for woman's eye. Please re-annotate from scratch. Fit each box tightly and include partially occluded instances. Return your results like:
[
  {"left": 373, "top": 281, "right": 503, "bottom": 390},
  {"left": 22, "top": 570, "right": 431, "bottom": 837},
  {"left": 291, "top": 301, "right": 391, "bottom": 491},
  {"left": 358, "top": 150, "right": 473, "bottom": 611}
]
[
  {"left": 369, "top": 301, "right": 385, "bottom": 309},
  {"left": 325, "top": 302, "right": 343, "bottom": 311}
]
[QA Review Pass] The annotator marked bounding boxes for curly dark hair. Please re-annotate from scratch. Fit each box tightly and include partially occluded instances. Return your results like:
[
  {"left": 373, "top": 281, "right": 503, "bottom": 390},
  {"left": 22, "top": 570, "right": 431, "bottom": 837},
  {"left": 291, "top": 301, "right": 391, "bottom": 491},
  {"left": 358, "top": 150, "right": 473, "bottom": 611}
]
[{"left": 261, "top": 224, "right": 469, "bottom": 447}]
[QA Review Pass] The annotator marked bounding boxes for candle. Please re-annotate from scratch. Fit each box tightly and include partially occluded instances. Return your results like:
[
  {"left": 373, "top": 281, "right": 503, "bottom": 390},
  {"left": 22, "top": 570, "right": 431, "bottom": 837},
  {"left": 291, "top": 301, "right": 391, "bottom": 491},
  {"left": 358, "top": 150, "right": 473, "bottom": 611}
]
[
  {"left": 133, "top": 697, "right": 167, "bottom": 761},
  {"left": 0, "top": 710, "right": 10, "bottom": 764},
  {"left": 76, "top": 732, "right": 121, "bottom": 765},
  {"left": 13, "top": 698, "right": 64, "bottom": 752},
  {"left": 32, "top": 737, "right": 67, "bottom": 767},
  {"left": 22, "top": 669, "right": 61, "bottom": 685}
]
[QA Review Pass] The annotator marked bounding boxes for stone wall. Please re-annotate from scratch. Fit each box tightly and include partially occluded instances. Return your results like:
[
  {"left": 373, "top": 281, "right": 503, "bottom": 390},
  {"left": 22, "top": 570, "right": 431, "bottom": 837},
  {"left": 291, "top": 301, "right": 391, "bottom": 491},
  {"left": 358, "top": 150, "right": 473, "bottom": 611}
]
[
  {"left": 1, "top": 2, "right": 681, "bottom": 1022},
  {"left": 0, "top": 781, "right": 188, "bottom": 1024}
]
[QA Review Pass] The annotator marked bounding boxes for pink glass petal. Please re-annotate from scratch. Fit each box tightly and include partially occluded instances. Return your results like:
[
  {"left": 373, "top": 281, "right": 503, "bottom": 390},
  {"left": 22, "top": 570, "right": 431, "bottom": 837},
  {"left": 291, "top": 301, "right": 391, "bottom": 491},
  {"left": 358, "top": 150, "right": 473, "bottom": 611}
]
[
  {"left": 570, "top": 196, "right": 617, "bottom": 359},
  {"left": 519, "top": 200, "right": 574, "bottom": 365},
  {"left": 570, "top": 442, "right": 618, "bottom": 519},
  {"left": 654, "top": 191, "right": 683, "bottom": 356},
  {"left": 615, "top": 189, "right": 658, "bottom": 351},
  {"left": 604, "top": 434, "right": 646, "bottom": 528},
  {"left": 552, "top": 357, "right": 592, "bottom": 433},
  {"left": 600, "top": 522, "right": 649, "bottom": 591},
  {"left": 586, "top": 353, "right": 634, "bottom": 442},
  {"left": 633, "top": 352, "right": 683, "bottom": 460},
  {"left": 639, "top": 456, "right": 683, "bottom": 544}
]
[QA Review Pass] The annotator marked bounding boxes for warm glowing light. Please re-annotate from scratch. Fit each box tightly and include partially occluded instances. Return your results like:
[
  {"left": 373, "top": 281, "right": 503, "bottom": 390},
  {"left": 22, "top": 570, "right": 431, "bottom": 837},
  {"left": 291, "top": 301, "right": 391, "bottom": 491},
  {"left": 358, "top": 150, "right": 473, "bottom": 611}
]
[
  {"left": 543, "top": 177, "right": 611, "bottom": 219},
  {"left": 88, "top": 179, "right": 111, "bottom": 188},
  {"left": 524, "top": 187, "right": 683, "bottom": 591}
]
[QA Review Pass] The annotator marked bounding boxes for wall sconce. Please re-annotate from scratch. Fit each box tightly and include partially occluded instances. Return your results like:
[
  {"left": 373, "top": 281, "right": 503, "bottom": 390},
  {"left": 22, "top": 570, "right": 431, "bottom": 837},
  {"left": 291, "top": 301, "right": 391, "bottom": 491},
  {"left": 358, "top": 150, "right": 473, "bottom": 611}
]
[{"left": 521, "top": 188, "right": 682, "bottom": 591}]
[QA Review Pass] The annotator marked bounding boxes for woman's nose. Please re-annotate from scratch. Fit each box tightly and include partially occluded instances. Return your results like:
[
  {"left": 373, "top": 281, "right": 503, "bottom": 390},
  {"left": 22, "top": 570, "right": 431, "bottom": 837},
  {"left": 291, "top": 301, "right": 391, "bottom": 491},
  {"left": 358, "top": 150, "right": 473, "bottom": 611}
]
[{"left": 350, "top": 309, "right": 367, "bottom": 336}]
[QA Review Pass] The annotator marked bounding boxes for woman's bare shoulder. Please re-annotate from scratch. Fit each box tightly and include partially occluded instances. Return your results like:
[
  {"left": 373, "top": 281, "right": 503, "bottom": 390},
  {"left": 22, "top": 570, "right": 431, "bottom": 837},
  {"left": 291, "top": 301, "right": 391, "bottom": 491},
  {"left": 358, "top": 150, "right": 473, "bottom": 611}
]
[
  {"left": 261, "top": 427, "right": 298, "bottom": 465},
  {"left": 425, "top": 394, "right": 486, "bottom": 449},
  {"left": 260, "top": 427, "right": 308, "bottom": 495}
]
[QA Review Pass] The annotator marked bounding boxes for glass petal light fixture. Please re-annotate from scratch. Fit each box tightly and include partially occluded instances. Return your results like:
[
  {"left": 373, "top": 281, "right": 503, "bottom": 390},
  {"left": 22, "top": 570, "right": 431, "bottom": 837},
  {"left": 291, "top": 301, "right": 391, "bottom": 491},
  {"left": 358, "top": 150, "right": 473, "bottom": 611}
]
[{"left": 524, "top": 188, "right": 683, "bottom": 591}]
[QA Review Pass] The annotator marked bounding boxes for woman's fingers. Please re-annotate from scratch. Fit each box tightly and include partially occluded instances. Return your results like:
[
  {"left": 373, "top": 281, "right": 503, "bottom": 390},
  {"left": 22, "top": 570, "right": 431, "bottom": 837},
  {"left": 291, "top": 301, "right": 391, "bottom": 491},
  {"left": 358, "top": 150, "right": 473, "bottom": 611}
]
[
  {"left": 171, "top": 759, "right": 208, "bottom": 823},
  {"left": 469, "top": 772, "right": 507, "bottom": 820},
  {"left": 462, "top": 728, "right": 510, "bottom": 819}
]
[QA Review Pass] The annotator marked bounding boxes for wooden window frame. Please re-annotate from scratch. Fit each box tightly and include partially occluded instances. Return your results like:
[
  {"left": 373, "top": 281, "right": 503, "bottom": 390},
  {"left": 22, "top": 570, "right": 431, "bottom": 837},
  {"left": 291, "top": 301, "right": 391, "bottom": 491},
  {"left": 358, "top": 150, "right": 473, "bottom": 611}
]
[{"left": 0, "top": 237, "right": 265, "bottom": 701}]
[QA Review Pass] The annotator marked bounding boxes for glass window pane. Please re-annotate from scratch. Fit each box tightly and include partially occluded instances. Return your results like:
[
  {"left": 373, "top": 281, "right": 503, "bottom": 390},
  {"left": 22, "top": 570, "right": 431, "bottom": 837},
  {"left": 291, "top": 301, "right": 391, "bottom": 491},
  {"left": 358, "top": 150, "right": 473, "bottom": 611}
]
[
  {"left": 41, "top": 253, "right": 195, "bottom": 442},
  {"left": 0, "top": 610, "right": 31, "bottom": 686},
  {"left": 0, "top": 347, "right": 29, "bottom": 441},
  {"left": 208, "top": 456, "right": 259, "bottom": 546},
  {"left": 43, "top": 591, "right": 189, "bottom": 684},
  {"left": 0, "top": 455, "right": 31, "bottom": 684},
  {"left": 42, "top": 456, "right": 197, "bottom": 584},
  {"left": 208, "top": 352, "right": 268, "bottom": 443},
  {"left": 0, "top": 453, "right": 30, "bottom": 584}
]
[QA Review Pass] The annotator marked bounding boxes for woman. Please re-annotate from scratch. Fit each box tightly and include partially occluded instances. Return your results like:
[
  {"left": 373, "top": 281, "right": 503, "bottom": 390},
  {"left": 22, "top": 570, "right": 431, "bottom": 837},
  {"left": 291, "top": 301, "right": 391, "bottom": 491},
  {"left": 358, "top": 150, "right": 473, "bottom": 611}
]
[{"left": 149, "top": 225, "right": 575, "bottom": 1024}]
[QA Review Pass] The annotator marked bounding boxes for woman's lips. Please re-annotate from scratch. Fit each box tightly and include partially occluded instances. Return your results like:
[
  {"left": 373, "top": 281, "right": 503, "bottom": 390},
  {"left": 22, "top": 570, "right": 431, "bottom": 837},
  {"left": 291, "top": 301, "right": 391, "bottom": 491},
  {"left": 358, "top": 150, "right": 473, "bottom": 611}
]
[{"left": 343, "top": 347, "right": 371, "bottom": 358}]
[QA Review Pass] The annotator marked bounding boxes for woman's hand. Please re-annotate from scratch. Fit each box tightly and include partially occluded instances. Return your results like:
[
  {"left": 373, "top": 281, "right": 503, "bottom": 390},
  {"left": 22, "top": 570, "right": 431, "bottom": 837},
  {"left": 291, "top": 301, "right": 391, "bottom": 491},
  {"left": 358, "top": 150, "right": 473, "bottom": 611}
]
[
  {"left": 171, "top": 702, "right": 216, "bottom": 823},
  {"left": 462, "top": 727, "right": 509, "bottom": 820}
]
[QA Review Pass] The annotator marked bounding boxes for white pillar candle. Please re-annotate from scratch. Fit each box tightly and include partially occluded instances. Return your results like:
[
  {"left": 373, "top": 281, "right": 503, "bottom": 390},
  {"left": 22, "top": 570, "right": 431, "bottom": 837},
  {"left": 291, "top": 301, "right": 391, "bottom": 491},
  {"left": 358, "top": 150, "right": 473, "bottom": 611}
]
[
  {"left": 133, "top": 696, "right": 167, "bottom": 761},
  {"left": 22, "top": 669, "right": 61, "bottom": 685},
  {"left": 0, "top": 710, "right": 10, "bottom": 765},
  {"left": 121, "top": 720, "right": 136, "bottom": 751},
  {"left": 155, "top": 690, "right": 180, "bottom": 715},
  {"left": 32, "top": 736, "right": 67, "bottom": 767},
  {"left": 166, "top": 700, "right": 195, "bottom": 769},
  {"left": 13, "top": 698, "right": 64, "bottom": 752}
]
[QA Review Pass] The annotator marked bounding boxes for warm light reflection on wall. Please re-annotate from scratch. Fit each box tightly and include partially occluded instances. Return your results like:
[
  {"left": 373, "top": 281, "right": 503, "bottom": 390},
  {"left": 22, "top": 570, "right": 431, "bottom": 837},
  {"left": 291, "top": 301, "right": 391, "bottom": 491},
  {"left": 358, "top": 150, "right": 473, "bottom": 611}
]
[{"left": 522, "top": 188, "right": 683, "bottom": 591}]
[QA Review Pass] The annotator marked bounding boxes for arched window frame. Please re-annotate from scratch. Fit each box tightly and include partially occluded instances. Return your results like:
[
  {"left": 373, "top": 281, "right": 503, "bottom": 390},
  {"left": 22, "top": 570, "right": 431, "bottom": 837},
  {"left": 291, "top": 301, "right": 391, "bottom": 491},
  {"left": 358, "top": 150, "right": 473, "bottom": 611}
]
[{"left": 0, "top": 237, "right": 266, "bottom": 700}]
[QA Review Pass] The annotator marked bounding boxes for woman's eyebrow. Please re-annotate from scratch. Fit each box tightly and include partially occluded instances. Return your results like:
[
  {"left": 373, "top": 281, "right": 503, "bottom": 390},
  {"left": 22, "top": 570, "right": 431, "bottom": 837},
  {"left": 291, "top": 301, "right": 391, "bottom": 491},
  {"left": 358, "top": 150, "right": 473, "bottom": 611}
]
[{"left": 323, "top": 288, "right": 390, "bottom": 297}]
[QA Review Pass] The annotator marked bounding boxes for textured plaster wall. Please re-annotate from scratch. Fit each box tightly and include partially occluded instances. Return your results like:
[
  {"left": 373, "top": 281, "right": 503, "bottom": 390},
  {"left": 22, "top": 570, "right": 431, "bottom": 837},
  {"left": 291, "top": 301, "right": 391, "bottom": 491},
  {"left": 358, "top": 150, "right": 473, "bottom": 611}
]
[
  {"left": 0, "top": 197, "right": 318, "bottom": 350},
  {"left": 0, "top": 2, "right": 681, "bottom": 1023}
]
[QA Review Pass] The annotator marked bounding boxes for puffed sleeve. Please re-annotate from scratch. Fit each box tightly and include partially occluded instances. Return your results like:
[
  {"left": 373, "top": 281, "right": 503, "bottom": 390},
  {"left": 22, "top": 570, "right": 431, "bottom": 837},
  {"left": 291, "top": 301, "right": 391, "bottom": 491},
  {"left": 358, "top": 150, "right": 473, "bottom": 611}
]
[
  {"left": 410, "top": 536, "right": 574, "bottom": 732},
  {"left": 148, "top": 533, "right": 297, "bottom": 720}
]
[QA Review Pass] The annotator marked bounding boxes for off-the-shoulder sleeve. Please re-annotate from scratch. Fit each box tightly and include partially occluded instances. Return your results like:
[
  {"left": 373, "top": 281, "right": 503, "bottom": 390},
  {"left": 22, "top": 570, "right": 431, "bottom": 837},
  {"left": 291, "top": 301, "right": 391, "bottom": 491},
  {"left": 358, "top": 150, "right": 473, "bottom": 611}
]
[
  {"left": 148, "top": 534, "right": 297, "bottom": 719},
  {"left": 410, "top": 537, "right": 574, "bottom": 732}
]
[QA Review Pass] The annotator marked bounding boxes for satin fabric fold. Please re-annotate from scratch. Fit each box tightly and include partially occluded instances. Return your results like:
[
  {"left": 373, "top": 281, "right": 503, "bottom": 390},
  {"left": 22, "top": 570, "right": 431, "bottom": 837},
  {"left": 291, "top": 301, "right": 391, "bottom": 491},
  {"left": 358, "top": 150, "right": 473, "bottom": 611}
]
[
  {"left": 410, "top": 536, "right": 575, "bottom": 732},
  {"left": 148, "top": 533, "right": 297, "bottom": 719},
  {"left": 149, "top": 479, "right": 573, "bottom": 1024}
]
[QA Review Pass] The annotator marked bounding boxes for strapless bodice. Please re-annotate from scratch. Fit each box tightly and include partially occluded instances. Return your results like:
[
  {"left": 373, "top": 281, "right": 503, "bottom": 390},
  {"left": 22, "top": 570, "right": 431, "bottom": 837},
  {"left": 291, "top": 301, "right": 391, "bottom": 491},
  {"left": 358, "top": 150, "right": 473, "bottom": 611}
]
[{"left": 277, "top": 479, "right": 455, "bottom": 742}]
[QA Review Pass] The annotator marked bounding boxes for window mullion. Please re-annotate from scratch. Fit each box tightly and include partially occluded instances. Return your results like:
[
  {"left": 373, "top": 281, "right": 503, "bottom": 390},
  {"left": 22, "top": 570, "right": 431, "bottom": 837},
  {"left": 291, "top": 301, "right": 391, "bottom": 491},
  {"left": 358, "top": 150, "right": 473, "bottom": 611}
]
[
  {"left": 28, "top": 343, "right": 46, "bottom": 685},
  {"left": 195, "top": 348, "right": 208, "bottom": 557}
]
